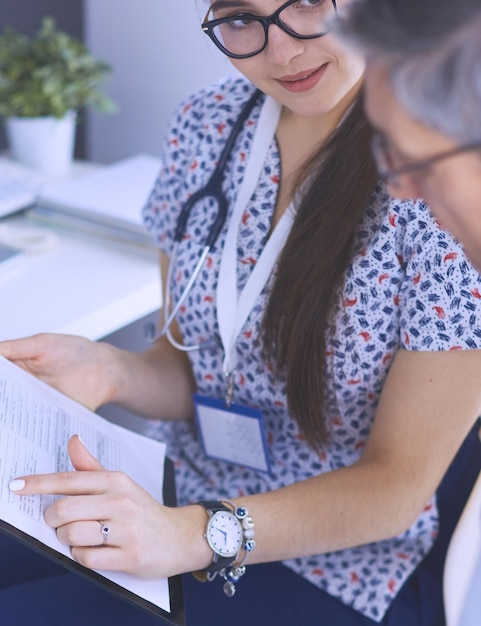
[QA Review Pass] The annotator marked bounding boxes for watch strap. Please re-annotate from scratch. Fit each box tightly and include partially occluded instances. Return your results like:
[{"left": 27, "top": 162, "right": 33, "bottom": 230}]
[{"left": 197, "top": 500, "right": 230, "bottom": 514}]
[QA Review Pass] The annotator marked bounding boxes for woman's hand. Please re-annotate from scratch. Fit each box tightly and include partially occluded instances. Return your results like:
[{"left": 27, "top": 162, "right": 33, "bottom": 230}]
[
  {"left": 0, "top": 333, "right": 116, "bottom": 410},
  {"left": 0, "top": 320, "right": 196, "bottom": 421},
  {"left": 9, "top": 436, "right": 211, "bottom": 578}
]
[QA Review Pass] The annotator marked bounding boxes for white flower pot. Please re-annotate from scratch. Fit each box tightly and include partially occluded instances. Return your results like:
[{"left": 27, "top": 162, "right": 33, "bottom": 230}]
[{"left": 5, "top": 111, "right": 77, "bottom": 178}]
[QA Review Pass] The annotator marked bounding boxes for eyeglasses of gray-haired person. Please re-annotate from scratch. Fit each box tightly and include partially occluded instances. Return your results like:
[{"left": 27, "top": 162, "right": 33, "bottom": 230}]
[
  {"left": 371, "top": 132, "right": 481, "bottom": 186},
  {"left": 202, "top": 0, "right": 337, "bottom": 59}
]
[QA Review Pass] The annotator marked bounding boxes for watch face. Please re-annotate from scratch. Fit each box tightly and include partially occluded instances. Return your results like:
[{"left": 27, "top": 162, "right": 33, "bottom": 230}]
[{"left": 206, "top": 510, "right": 243, "bottom": 558}]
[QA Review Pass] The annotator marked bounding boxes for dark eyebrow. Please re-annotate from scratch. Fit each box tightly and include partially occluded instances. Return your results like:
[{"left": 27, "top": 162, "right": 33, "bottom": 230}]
[{"left": 209, "top": 1, "right": 255, "bottom": 12}]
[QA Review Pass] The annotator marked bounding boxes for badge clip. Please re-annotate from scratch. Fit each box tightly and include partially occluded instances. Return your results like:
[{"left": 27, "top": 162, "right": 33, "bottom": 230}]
[{"left": 225, "top": 371, "right": 235, "bottom": 407}]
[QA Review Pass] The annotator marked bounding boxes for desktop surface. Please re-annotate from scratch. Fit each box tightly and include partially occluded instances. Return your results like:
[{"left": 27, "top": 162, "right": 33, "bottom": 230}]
[{"left": 0, "top": 214, "right": 161, "bottom": 342}]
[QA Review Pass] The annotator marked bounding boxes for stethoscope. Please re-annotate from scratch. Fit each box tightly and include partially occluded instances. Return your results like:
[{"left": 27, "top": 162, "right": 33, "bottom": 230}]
[{"left": 144, "top": 87, "right": 264, "bottom": 350}]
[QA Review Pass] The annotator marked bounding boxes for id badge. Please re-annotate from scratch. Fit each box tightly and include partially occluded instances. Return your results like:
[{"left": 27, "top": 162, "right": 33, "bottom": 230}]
[{"left": 193, "top": 393, "right": 271, "bottom": 473}]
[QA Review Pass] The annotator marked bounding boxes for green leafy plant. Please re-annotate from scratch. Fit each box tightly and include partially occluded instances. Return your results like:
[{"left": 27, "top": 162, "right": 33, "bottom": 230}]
[{"left": 0, "top": 16, "right": 115, "bottom": 118}]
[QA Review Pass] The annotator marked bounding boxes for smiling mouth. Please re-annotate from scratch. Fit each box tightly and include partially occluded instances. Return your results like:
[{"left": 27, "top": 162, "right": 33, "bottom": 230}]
[
  {"left": 278, "top": 64, "right": 327, "bottom": 83},
  {"left": 275, "top": 64, "right": 328, "bottom": 92}
]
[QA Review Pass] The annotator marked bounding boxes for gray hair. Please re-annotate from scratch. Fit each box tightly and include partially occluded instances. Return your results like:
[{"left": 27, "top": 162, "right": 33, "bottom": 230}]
[{"left": 334, "top": 0, "right": 481, "bottom": 144}]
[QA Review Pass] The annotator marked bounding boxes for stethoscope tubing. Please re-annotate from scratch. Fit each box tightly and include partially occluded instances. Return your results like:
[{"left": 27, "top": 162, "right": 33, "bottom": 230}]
[{"left": 145, "top": 88, "right": 264, "bottom": 347}]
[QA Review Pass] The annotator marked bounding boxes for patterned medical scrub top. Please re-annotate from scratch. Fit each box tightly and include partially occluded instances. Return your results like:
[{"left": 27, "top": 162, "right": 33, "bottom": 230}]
[{"left": 142, "top": 76, "right": 481, "bottom": 622}]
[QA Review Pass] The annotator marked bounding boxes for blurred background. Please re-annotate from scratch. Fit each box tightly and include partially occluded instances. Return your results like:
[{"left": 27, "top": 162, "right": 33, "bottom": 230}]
[{"left": 0, "top": 0, "right": 239, "bottom": 162}]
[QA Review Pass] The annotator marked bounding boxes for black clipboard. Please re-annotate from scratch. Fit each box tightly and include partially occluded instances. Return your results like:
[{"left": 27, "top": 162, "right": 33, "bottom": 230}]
[{"left": 0, "top": 457, "right": 184, "bottom": 625}]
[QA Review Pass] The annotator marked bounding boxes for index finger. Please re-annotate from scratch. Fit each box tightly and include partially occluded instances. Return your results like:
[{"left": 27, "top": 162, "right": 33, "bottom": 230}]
[
  {"left": 0, "top": 335, "right": 40, "bottom": 359},
  {"left": 9, "top": 470, "right": 112, "bottom": 496}
]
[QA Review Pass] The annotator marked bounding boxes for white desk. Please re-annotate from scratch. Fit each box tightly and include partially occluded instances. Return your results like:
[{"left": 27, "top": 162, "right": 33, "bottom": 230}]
[{"left": 0, "top": 214, "right": 162, "bottom": 342}]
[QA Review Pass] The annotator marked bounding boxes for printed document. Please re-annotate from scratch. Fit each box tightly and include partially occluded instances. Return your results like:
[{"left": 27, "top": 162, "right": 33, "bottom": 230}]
[{"left": 0, "top": 355, "right": 171, "bottom": 615}]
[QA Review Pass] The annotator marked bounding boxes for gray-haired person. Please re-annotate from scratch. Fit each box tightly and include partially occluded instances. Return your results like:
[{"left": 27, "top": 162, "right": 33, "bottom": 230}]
[
  {"left": 335, "top": 2, "right": 481, "bottom": 626},
  {"left": 335, "top": 0, "right": 481, "bottom": 271}
]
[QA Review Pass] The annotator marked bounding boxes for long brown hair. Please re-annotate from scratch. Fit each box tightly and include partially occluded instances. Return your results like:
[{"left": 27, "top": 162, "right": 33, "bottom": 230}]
[{"left": 262, "top": 94, "right": 378, "bottom": 451}]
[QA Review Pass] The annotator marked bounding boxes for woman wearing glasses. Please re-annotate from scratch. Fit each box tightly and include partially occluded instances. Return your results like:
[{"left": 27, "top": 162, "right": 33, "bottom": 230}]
[{"left": 1, "top": 1, "right": 481, "bottom": 624}]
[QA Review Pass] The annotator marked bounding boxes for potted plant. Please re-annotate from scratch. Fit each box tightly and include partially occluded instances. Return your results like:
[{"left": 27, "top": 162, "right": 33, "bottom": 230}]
[{"left": 0, "top": 16, "right": 115, "bottom": 177}]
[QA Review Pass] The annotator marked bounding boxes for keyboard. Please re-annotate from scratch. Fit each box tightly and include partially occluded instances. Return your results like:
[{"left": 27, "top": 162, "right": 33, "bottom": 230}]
[{"left": 0, "top": 157, "right": 45, "bottom": 219}]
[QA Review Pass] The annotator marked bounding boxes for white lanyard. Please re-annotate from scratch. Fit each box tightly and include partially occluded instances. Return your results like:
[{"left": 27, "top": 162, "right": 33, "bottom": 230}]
[{"left": 217, "top": 95, "right": 295, "bottom": 378}]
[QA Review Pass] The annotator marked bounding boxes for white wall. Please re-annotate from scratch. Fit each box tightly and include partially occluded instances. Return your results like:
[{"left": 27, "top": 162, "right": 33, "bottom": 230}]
[{"left": 84, "top": 0, "right": 239, "bottom": 163}]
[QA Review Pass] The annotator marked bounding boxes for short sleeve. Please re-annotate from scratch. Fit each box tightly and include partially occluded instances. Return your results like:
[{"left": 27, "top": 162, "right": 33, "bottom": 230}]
[{"left": 399, "top": 204, "right": 481, "bottom": 351}]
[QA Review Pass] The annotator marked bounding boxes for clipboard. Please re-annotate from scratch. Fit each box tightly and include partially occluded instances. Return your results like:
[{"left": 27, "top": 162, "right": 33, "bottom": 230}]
[{"left": 0, "top": 457, "right": 184, "bottom": 625}]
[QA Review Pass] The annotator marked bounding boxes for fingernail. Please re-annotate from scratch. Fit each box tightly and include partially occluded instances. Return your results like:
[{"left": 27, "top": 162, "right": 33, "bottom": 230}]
[
  {"left": 9, "top": 479, "right": 26, "bottom": 492},
  {"left": 70, "top": 434, "right": 86, "bottom": 446}
]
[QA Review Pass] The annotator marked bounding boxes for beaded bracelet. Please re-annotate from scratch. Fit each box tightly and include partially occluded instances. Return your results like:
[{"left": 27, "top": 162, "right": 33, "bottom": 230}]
[{"left": 224, "top": 500, "right": 256, "bottom": 559}]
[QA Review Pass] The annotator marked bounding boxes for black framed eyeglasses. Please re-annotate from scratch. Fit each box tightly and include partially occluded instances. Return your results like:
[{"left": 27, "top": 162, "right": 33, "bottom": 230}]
[
  {"left": 371, "top": 132, "right": 481, "bottom": 184},
  {"left": 202, "top": 0, "right": 338, "bottom": 60}
]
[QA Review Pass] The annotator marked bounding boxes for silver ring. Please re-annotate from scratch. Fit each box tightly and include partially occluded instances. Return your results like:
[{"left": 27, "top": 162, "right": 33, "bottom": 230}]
[{"left": 99, "top": 520, "right": 110, "bottom": 545}]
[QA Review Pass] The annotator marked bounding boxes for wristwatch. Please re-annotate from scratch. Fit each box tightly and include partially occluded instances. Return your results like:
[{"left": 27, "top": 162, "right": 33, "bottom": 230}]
[{"left": 196, "top": 500, "right": 243, "bottom": 574}]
